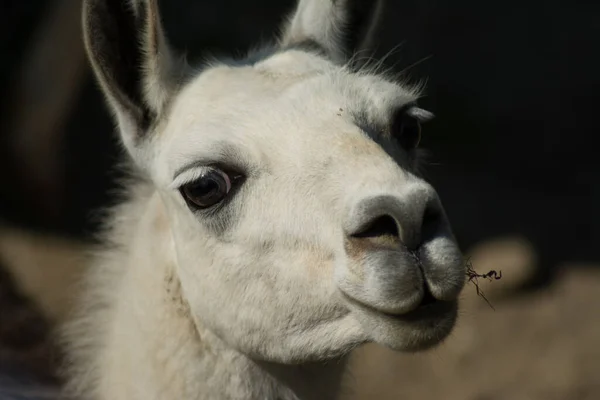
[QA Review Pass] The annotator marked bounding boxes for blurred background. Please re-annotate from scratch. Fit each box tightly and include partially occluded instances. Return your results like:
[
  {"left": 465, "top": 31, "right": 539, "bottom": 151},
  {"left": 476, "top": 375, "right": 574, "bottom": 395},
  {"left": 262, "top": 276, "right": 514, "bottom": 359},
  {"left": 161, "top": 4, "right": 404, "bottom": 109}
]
[{"left": 0, "top": 0, "right": 598, "bottom": 398}]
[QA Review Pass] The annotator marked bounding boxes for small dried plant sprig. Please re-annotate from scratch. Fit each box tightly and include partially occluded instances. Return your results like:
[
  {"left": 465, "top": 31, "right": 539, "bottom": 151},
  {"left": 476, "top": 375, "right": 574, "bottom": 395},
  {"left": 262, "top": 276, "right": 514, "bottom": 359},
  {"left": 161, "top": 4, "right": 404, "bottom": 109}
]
[{"left": 465, "top": 258, "right": 502, "bottom": 310}]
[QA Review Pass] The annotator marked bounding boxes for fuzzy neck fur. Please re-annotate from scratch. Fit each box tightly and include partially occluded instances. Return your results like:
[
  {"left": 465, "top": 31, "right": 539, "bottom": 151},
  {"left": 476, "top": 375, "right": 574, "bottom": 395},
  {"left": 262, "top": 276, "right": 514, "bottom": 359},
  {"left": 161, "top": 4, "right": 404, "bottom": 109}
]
[{"left": 62, "top": 177, "right": 350, "bottom": 400}]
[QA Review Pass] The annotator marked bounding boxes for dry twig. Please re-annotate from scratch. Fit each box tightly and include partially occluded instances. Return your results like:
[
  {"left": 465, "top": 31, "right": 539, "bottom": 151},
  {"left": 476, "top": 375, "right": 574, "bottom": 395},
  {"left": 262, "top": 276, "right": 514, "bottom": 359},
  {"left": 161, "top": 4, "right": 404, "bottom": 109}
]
[{"left": 465, "top": 258, "right": 502, "bottom": 310}]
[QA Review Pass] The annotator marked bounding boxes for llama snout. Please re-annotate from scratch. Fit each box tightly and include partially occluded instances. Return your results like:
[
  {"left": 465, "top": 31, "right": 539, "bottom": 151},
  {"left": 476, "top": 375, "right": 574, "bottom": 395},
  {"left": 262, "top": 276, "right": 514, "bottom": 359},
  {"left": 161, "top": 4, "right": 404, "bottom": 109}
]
[{"left": 338, "top": 180, "right": 465, "bottom": 315}]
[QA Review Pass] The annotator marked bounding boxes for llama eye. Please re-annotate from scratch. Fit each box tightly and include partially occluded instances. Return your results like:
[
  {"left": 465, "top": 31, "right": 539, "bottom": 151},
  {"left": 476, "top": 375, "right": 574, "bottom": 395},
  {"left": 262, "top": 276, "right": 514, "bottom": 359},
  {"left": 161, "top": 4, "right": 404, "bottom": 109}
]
[
  {"left": 391, "top": 113, "right": 421, "bottom": 150},
  {"left": 181, "top": 169, "right": 232, "bottom": 209}
]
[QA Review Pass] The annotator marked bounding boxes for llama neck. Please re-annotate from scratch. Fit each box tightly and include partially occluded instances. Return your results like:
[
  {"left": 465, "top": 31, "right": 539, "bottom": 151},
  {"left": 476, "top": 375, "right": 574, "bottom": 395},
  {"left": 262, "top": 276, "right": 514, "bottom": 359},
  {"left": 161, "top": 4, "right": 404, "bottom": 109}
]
[
  {"left": 95, "top": 190, "right": 349, "bottom": 400},
  {"left": 256, "top": 359, "right": 350, "bottom": 400}
]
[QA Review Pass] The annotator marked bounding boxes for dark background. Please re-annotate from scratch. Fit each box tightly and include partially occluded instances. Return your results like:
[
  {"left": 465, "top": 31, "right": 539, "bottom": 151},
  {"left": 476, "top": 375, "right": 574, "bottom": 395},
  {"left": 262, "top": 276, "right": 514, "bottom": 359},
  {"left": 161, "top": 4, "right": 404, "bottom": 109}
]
[{"left": 1, "top": 0, "right": 598, "bottom": 288}]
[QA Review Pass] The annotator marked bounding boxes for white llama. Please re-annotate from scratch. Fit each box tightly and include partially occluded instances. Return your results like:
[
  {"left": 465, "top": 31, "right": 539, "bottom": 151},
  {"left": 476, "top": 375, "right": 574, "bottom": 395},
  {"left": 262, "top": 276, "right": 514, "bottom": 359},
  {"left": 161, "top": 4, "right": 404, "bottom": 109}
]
[{"left": 62, "top": 0, "right": 467, "bottom": 399}]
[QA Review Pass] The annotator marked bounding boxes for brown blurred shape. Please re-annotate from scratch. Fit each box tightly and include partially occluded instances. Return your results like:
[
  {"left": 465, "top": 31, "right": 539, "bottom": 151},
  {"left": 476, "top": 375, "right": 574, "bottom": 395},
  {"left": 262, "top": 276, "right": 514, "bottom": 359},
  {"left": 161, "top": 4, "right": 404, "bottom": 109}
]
[{"left": 3, "top": 0, "right": 87, "bottom": 225}]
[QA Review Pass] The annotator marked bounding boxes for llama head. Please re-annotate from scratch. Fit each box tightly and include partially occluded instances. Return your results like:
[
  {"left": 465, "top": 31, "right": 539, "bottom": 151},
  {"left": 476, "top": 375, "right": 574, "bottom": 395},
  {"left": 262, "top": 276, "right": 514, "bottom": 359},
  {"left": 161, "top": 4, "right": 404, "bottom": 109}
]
[{"left": 83, "top": 0, "right": 466, "bottom": 362}]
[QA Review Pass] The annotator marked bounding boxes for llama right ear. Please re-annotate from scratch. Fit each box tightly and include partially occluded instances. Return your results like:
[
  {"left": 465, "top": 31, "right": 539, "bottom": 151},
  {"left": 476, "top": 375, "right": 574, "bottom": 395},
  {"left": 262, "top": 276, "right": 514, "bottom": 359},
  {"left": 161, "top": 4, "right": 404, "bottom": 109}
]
[
  {"left": 83, "top": 0, "right": 185, "bottom": 157},
  {"left": 280, "top": 0, "right": 384, "bottom": 64}
]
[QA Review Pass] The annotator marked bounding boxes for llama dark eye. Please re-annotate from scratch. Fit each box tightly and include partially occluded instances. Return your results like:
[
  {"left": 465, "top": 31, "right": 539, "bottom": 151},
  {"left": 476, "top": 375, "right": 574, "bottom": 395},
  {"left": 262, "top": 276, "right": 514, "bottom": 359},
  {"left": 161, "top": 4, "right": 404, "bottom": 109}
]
[
  {"left": 391, "top": 112, "right": 422, "bottom": 150},
  {"left": 181, "top": 170, "right": 232, "bottom": 209}
]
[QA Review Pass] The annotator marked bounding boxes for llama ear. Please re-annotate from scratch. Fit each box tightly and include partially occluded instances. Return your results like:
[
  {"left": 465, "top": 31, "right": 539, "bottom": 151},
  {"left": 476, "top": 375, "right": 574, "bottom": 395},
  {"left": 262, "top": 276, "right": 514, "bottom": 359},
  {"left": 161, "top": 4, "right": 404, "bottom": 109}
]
[
  {"left": 83, "top": 0, "right": 185, "bottom": 155},
  {"left": 280, "top": 0, "right": 384, "bottom": 63}
]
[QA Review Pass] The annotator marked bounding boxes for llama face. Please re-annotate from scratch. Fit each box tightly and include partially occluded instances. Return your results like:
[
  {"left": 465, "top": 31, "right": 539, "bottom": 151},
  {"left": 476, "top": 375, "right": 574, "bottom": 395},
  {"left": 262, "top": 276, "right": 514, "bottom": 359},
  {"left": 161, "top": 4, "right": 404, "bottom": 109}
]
[
  {"left": 153, "top": 50, "right": 465, "bottom": 360},
  {"left": 83, "top": 0, "right": 465, "bottom": 362}
]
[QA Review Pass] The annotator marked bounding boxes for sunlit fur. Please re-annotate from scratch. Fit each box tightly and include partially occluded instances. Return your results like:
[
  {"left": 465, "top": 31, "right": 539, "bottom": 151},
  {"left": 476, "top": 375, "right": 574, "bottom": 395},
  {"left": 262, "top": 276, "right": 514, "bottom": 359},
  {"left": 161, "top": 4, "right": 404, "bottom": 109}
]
[{"left": 62, "top": 1, "right": 466, "bottom": 399}]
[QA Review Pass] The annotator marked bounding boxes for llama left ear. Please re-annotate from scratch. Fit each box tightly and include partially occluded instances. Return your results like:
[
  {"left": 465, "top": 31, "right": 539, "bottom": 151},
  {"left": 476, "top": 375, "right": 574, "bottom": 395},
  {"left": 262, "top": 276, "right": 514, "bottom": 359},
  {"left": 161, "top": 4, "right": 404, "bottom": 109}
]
[
  {"left": 280, "top": 0, "right": 384, "bottom": 63},
  {"left": 83, "top": 0, "right": 187, "bottom": 159}
]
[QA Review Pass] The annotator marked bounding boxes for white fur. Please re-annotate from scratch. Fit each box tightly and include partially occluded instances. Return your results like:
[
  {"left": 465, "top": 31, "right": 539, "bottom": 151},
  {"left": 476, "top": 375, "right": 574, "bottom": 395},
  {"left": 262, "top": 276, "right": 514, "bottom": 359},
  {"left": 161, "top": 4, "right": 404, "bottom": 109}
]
[{"left": 63, "top": 1, "right": 466, "bottom": 399}]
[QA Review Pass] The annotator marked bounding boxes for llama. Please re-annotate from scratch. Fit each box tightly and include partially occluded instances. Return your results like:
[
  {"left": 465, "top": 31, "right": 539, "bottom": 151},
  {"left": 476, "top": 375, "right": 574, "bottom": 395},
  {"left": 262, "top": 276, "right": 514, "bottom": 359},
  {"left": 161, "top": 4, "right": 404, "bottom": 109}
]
[{"left": 62, "top": 0, "right": 467, "bottom": 399}]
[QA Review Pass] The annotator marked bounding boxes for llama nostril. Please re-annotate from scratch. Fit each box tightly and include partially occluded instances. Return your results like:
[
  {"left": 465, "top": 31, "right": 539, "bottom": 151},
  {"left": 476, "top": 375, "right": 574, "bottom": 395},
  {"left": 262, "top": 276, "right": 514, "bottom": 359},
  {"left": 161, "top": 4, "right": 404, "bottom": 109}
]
[
  {"left": 346, "top": 186, "right": 447, "bottom": 250},
  {"left": 350, "top": 214, "right": 399, "bottom": 240}
]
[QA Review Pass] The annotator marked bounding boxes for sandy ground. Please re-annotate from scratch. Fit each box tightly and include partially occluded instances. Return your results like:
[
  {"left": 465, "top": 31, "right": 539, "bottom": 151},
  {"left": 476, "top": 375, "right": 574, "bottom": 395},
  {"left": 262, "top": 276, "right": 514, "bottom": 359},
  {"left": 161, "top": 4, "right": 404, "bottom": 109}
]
[{"left": 0, "top": 229, "right": 599, "bottom": 399}]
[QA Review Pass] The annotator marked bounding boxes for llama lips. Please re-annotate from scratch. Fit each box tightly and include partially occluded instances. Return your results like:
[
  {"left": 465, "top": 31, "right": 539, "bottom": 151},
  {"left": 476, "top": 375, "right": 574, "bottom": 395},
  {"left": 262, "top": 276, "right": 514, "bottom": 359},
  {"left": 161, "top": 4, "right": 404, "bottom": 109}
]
[
  {"left": 340, "top": 288, "right": 458, "bottom": 351},
  {"left": 340, "top": 287, "right": 455, "bottom": 323},
  {"left": 384, "top": 298, "right": 456, "bottom": 323}
]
